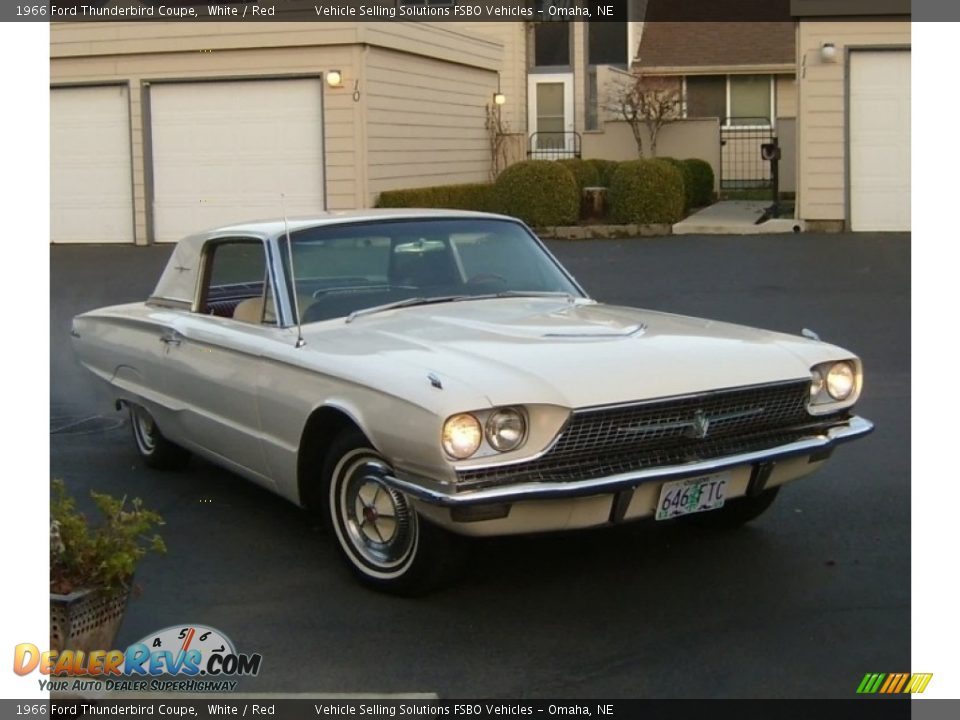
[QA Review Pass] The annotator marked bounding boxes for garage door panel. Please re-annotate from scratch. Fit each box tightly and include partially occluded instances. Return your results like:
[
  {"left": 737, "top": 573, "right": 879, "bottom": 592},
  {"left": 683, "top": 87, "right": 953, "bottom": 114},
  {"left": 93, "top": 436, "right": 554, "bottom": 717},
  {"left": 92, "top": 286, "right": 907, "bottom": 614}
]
[
  {"left": 51, "top": 86, "right": 134, "bottom": 244},
  {"left": 150, "top": 79, "right": 325, "bottom": 243},
  {"left": 850, "top": 51, "right": 911, "bottom": 232}
]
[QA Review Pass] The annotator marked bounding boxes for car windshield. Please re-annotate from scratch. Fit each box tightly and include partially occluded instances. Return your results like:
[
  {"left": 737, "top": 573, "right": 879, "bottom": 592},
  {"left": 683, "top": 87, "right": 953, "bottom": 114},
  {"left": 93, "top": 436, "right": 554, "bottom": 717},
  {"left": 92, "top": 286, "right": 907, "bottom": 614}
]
[{"left": 280, "top": 218, "right": 584, "bottom": 324}]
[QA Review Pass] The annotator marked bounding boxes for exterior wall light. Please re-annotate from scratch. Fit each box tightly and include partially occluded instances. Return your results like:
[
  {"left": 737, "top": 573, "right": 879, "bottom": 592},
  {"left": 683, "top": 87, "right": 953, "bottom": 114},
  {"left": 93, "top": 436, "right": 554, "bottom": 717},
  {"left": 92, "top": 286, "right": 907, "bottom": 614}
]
[
  {"left": 820, "top": 43, "right": 838, "bottom": 63},
  {"left": 326, "top": 70, "right": 343, "bottom": 88},
  {"left": 493, "top": 92, "right": 506, "bottom": 106}
]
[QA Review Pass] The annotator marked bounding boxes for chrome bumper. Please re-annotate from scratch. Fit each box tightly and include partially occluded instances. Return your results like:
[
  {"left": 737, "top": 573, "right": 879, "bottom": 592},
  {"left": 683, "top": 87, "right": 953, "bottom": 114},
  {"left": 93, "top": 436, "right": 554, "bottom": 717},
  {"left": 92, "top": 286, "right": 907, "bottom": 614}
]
[{"left": 385, "top": 415, "right": 874, "bottom": 508}]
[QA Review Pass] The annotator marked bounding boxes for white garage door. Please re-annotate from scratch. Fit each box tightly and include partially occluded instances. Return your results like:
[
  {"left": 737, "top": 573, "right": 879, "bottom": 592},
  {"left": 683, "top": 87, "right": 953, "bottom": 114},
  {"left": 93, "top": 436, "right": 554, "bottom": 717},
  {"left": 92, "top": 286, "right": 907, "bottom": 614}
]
[
  {"left": 149, "top": 78, "right": 325, "bottom": 243},
  {"left": 850, "top": 50, "right": 911, "bottom": 231},
  {"left": 51, "top": 86, "right": 134, "bottom": 244}
]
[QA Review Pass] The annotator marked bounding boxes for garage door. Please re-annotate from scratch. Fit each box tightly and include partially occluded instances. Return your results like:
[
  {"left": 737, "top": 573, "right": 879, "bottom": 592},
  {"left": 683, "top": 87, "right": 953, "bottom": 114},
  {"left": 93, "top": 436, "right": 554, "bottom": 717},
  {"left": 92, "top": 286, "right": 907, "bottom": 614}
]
[
  {"left": 51, "top": 85, "right": 134, "bottom": 244},
  {"left": 148, "top": 78, "right": 325, "bottom": 243},
  {"left": 850, "top": 50, "right": 911, "bottom": 231}
]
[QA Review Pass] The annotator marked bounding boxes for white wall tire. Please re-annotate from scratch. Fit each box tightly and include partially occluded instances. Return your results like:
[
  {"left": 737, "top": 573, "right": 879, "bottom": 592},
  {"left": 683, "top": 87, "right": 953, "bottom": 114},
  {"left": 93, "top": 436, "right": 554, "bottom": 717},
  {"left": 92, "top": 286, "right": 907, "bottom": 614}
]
[
  {"left": 129, "top": 404, "right": 190, "bottom": 470},
  {"left": 321, "top": 430, "right": 464, "bottom": 595}
]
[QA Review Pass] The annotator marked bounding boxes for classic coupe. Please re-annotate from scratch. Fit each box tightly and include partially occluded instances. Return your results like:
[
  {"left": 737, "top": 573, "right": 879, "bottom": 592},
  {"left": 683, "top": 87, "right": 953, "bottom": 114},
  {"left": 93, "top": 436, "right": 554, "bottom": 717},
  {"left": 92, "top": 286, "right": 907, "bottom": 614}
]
[{"left": 72, "top": 210, "right": 873, "bottom": 594}]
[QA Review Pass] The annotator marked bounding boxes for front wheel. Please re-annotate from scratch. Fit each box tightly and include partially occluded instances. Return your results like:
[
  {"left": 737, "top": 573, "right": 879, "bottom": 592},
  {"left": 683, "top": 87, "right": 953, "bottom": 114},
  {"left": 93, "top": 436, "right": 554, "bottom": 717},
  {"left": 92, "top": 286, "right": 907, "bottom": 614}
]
[
  {"left": 322, "top": 430, "right": 464, "bottom": 595},
  {"left": 129, "top": 404, "right": 191, "bottom": 470}
]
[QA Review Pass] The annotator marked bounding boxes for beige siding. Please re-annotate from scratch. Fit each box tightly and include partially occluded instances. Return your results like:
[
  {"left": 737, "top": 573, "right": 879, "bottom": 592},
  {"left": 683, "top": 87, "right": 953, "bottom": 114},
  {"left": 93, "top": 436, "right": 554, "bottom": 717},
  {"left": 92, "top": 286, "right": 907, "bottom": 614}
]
[
  {"left": 449, "top": 22, "right": 528, "bottom": 133},
  {"left": 362, "top": 23, "right": 501, "bottom": 72},
  {"left": 50, "top": 21, "right": 364, "bottom": 57},
  {"left": 797, "top": 19, "right": 910, "bottom": 223},
  {"left": 50, "top": 21, "right": 502, "bottom": 67},
  {"left": 364, "top": 47, "right": 496, "bottom": 201},
  {"left": 776, "top": 75, "right": 798, "bottom": 118},
  {"left": 572, "top": 23, "right": 587, "bottom": 134}
]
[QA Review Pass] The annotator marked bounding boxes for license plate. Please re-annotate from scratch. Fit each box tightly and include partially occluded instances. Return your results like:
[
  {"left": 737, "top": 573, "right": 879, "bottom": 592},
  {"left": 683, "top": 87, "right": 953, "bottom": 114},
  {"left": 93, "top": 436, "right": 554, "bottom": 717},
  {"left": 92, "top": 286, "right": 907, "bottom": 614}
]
[{"left": 655, "top": 473, "right": 729, "bottom": 521}]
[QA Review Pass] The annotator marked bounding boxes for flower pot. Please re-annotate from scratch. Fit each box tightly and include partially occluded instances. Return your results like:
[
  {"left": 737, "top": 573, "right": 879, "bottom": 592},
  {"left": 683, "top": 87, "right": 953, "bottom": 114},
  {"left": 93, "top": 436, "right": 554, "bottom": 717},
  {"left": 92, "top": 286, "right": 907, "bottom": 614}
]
[{"left": 50, "top": 587, "right": 129, "bottom": 654}]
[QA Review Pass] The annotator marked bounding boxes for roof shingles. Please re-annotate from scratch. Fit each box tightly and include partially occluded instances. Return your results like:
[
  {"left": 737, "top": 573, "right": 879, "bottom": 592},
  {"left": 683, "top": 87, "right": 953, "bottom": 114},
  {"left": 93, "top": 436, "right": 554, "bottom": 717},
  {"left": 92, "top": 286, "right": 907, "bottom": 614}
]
[{"left": 635, "top": 22, "right": 796, "bottom": 70}]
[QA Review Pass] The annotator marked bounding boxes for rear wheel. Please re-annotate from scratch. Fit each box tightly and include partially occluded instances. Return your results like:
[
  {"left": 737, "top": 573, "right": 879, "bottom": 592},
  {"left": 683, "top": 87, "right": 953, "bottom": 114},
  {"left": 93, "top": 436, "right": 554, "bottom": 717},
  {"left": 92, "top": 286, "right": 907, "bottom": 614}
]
[
  {"left": 685, "top": 487, "right": 781, "bottom": 529},
  {"left": 322, "top": 429, "right": 464, "bottom": 595},
  {"left": 129, "top": 404, "right": 191, "bottom": 470}
]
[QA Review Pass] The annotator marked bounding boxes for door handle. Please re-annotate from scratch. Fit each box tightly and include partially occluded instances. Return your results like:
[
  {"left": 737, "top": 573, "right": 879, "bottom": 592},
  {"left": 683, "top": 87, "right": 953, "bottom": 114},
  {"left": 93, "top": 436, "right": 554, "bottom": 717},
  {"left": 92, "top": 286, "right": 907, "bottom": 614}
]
[{"left": 159, "top": 331, "right": 182, "bottom": 347}]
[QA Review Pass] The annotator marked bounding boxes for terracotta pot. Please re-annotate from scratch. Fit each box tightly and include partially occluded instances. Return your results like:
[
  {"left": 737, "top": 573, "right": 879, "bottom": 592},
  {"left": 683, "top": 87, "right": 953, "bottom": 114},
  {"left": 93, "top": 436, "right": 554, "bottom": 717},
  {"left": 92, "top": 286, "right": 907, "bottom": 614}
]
[{"left": 50, "top": 587, "right": 129, "bottom": 654}]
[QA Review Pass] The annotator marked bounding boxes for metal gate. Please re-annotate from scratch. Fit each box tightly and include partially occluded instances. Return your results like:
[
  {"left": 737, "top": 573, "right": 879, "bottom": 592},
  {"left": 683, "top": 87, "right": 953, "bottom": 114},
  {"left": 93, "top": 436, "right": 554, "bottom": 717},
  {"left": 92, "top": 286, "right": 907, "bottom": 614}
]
[
  {"left": 527, "top": 131, "right": 581, "bottom": 160},
  {"left": 720, "top": 118, "right": 774, "bottom": 190}
]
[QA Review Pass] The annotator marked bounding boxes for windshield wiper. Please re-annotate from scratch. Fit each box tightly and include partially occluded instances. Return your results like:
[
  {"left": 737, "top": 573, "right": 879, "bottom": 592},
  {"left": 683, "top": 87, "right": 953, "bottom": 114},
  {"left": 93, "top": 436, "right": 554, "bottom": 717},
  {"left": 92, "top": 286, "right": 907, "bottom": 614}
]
[
  {"left": 344, "top": 291, "right": 578, "bottom": 323},
  {"left": 345, "top": 295, "right": 468, "bottom": 323},
  {"left": 492, "top": 290, "right": 577, "bottom": 300}
]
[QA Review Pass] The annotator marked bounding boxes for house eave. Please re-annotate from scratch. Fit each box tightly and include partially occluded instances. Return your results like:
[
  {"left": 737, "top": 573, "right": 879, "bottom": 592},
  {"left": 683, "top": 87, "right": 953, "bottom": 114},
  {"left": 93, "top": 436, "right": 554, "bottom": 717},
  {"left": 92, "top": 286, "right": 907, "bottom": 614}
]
[{"left": 632, "top": 63, "right": 797, "bottom": 76}]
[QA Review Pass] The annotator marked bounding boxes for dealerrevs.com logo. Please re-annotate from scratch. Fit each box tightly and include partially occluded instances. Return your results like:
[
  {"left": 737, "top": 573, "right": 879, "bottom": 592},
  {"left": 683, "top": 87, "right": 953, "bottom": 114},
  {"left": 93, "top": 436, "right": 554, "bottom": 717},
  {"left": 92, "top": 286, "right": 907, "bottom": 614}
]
[{"left": 14, "top": 624, "right": 262, "bottom": 693}]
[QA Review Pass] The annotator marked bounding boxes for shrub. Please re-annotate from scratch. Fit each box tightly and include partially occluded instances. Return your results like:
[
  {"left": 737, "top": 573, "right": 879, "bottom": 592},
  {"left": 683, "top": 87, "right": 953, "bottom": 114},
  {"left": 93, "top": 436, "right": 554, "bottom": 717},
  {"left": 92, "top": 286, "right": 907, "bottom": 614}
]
[
  {"left": 681, "top": 158, "right": 715, "bottom": 208},
  {"left": 655, "top": 157, "right": 694, "bottom": 211},
  {"left": 494, "top": 160, "right": 579, "bottom": 227},
  {"left": 556, "top": 158, "right": 601, "bottom": 190},
  {"left": 585, "top": 159, "right": 620, "bottom": 187},
  {"left": 376, "top": 183, "right": 496, "bottom": 212},
  {"left": 50, "top": 479, "right": 166, "bottom": 595},
  {"left": 608, "top": 159, "right": 686, "bottom": 224}
]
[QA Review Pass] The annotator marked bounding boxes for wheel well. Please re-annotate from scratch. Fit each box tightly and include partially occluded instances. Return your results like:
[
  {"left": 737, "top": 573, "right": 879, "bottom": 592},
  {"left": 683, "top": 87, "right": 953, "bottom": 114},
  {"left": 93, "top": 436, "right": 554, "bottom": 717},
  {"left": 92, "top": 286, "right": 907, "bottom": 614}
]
[{"left": 297, "top": 406, "right": 364, "bottom": 511}]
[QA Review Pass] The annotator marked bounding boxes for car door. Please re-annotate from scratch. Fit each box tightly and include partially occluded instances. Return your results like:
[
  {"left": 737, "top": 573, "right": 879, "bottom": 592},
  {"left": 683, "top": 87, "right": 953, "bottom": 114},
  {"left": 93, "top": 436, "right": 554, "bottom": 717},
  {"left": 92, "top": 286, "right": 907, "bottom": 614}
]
[{"left": 160, "top": 237, "right": 280, "bottom": 486}]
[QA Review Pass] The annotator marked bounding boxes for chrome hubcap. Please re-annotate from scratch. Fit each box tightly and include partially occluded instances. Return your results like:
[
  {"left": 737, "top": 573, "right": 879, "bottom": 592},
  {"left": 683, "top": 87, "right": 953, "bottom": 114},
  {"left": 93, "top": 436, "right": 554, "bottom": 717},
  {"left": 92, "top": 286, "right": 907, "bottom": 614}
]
[{"left": 340, "top": 458, "right": 415, "bottom": 569}]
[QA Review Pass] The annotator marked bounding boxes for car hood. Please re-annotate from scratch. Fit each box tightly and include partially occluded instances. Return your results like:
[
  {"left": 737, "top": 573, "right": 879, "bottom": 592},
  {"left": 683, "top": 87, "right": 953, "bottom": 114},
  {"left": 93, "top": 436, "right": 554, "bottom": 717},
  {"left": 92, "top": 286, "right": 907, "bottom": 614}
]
[{"left": 301, "top": 298, "right": 853, "bottom": 409}]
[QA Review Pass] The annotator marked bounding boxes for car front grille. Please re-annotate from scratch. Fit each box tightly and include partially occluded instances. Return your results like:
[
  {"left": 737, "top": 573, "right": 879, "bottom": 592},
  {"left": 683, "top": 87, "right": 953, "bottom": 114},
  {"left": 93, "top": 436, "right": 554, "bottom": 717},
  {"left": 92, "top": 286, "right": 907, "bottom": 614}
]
[{"left": 455, "top": 379, "right": 846, "bottom": 490}]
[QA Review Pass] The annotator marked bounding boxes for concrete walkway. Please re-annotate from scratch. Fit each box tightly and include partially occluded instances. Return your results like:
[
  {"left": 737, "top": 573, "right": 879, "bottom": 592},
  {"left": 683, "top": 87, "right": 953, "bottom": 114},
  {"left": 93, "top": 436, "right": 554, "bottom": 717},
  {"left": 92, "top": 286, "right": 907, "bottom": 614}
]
[{"left": 673, "top": 200, "right": 802, "bottom": 235}]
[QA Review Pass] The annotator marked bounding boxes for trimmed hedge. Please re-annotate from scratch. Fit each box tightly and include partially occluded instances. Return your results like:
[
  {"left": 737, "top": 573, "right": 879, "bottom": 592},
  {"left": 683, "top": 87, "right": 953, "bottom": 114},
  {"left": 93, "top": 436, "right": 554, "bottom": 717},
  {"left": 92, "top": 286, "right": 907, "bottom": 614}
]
[
  {"left": 655, "top": 157, "right": 694, "bottom": 211},
  {"left": 584, "top": 159, "right": 620, "bottom": 188},
  {"left": 376, "top": 183, "right": 496, "bottom": 212},
  {"left": 608, "top": 159, "right": 686, "bottom": 224},
  {"left": 681, "top": 158, "right": 715, "bottom": 208},
  {"left": 556, "top": 158, "right": 601, "bottom": 190},
  {"left": 494, "top": 160, "right": 579, "bottom": 227}
]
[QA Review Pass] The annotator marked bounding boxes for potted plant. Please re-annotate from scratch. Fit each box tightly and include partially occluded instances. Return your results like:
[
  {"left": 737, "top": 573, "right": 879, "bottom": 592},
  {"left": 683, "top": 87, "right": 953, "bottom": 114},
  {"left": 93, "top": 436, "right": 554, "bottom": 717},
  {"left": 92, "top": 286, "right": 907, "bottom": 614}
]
[{"left": 50, "top": 479, "right": 166, "bottom": 654}]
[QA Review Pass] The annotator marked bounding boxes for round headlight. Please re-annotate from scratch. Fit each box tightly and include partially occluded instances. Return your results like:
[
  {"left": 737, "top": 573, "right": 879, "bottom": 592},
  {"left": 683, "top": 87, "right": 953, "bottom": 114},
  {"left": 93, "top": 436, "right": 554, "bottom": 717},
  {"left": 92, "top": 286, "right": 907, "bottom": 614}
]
[
  {"left": 485, "top": 408, "right": 526, "bottom": 453},
  {"left": 810, "top": 369, "right": 824, "bottom": 399},
  {"left": 826, "top": 361, "right": 855, "bottom": 401},
  {"left": 442, "top": 413, "right": 482, "bottom": 460}
]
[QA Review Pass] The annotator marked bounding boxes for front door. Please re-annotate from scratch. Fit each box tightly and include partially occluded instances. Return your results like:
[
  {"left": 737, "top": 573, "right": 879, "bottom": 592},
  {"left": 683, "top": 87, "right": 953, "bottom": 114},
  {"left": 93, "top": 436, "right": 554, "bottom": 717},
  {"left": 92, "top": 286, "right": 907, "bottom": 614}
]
[
  {"left": 528, "top": 73, "right": 574, "bottom": 158},
  {"left": 161, "top": 238, "right": 277, "bottom": 485}
]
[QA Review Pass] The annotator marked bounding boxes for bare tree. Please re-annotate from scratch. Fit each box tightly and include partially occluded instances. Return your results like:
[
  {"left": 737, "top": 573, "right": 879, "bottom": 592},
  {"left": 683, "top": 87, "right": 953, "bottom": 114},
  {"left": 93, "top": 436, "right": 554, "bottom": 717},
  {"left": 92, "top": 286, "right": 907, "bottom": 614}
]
[
  {"left": 485, "top": 103, "right": 511, "bottom": 181},
  {"left": 604, "top": 71, "right": 682, "bottom": 158}
]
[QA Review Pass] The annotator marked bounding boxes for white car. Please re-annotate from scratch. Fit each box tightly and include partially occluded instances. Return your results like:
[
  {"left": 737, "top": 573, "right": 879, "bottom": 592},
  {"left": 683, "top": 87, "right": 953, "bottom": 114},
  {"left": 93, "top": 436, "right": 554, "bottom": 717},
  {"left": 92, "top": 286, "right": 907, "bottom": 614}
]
[{"left": 72, "top": 210, "right": 873, "bottom": 594}]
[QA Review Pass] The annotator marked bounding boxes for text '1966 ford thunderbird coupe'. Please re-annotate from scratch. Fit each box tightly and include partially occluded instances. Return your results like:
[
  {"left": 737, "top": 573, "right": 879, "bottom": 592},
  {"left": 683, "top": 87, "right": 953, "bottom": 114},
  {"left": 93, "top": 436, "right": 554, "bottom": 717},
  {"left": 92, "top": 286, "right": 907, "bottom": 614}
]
[{"left": 72, "top": 210, "right": 873, "bottom": 594}]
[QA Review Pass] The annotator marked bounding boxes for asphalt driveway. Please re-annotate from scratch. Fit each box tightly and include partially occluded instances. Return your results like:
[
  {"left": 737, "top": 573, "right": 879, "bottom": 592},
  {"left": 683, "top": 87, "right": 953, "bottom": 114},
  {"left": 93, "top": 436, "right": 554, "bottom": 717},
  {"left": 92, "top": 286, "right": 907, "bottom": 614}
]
[{"left": 50, "top": 233, "right": 910, "bottom": 698}]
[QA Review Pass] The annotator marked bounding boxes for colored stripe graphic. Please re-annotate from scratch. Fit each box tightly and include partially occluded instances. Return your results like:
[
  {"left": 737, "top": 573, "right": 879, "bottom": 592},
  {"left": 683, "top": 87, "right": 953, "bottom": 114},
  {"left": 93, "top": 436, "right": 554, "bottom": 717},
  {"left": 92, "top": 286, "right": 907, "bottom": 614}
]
[
  {"left": 857, "top": 673, "right": 933, "bottom": 694},
  {"left": 864, "top": 673, "right": 885, "bottom": 694},
  {"left": 904, "top": 673, "right": 933, "bottom": 694}
]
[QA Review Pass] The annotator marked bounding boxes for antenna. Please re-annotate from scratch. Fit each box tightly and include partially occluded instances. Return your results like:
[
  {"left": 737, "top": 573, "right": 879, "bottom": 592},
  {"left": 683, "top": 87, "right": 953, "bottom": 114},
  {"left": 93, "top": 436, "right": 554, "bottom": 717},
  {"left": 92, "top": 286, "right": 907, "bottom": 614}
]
[{"left": 281, "top": 194, "right": 306, "bottom": 348}]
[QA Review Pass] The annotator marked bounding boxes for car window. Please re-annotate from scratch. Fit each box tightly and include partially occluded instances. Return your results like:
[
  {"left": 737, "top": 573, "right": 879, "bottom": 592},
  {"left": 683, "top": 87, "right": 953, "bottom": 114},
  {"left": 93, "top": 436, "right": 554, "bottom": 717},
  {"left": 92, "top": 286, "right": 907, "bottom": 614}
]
[
  {"left": 292, "top": 235, "right": 392, "bottom": 290},
  {"left": 451, "top": 232, "right": 558, "bottom": 289},
  {"left": 283, "top": 219, "right": 582, "bottom": 324},
  {"left": 200, "top": 239, "right": 276, "bottom": 324}
]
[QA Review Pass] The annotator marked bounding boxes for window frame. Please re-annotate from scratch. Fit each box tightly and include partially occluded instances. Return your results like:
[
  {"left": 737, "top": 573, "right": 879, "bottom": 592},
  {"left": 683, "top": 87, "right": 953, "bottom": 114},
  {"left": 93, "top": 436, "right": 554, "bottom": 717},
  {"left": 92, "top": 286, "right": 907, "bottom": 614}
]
[
  {"left": 682, "top": 74, "right": 776, "bottom": 130},
  {"left": 586, "top": 21, "right": 630, "bottom": 69},
  {"left": 195, "top": 236, "right": 280, "bottom": 326},
  {"left": 530, "top": 10, "right": 573, "bottom": 71}
]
